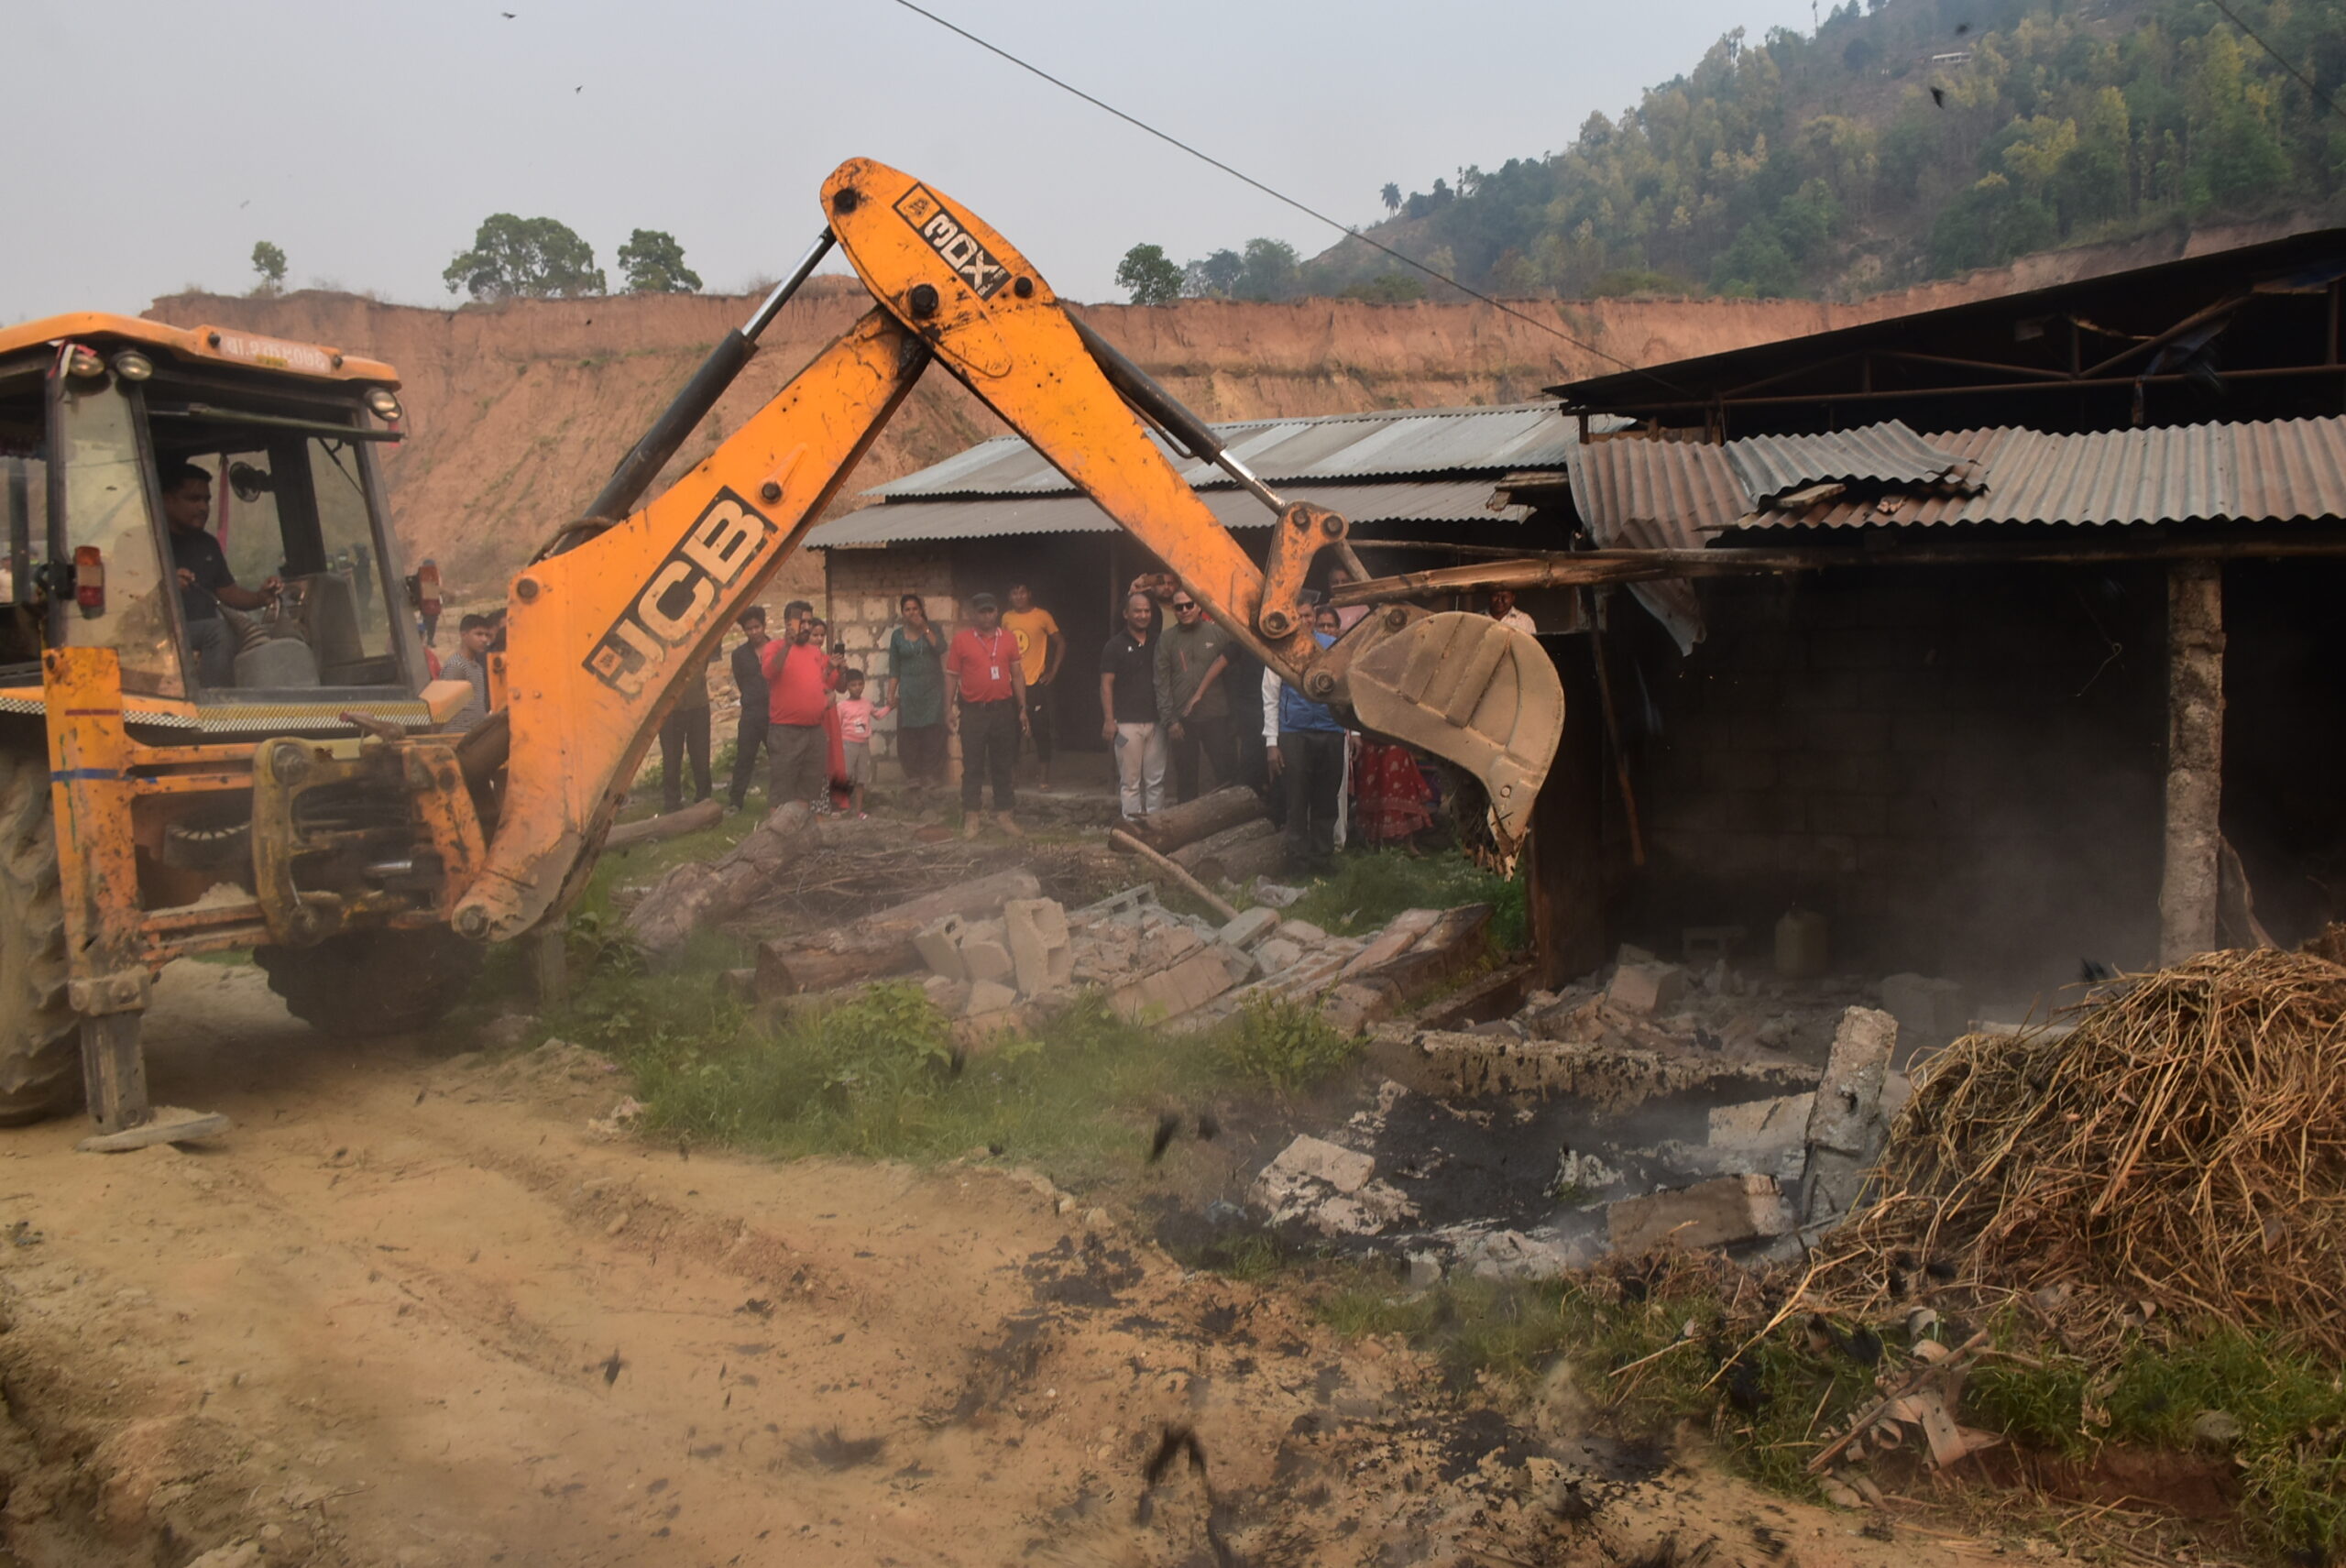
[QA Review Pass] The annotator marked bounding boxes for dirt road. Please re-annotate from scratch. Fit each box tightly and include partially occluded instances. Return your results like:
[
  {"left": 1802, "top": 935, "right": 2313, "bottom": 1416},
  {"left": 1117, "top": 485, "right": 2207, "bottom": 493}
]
[{"left": 0, "top": 962, "right": 1935, "bottom": 1567}]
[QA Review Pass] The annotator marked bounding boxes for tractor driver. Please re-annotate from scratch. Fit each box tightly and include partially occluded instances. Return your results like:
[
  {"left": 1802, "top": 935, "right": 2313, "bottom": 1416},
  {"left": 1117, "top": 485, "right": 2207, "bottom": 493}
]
[{"left": 160, "top": 462, "right": 279, "bottom": 687}]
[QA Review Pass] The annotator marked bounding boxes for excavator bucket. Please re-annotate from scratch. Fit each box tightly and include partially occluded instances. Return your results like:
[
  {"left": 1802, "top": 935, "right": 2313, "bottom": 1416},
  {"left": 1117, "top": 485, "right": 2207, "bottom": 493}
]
[{"left": 1342, "top": 612, "right": 1563, "bottom": 851}]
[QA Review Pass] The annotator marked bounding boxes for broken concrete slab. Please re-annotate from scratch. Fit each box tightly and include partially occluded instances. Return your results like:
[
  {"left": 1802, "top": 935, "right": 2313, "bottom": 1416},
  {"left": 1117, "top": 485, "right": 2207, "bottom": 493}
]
[
  {"left": 1003, "top": 897, "right": 1072, "bottom": 997},
  {"left": 965, "top": 979, "right": 1017, "bottom": 1016},
  {"left": 1446, "top": 1225, "right": 1599, "bottom": 1281},
  {"left": 1607, "top": 1174, "right": 1796, "bottom": 1254},
  {"left": 914, "top": 914, "right": 968, "bottom": 981},
  {"left": 1879, "top": 972, "right": 1968, "bottom": 1055},
  {"left": 959, "top": 918, "right": 1015, "bottom": 987},
  {"left": 1218, "top": 906, "right": 1280, "bottom": 950},
  {"left": 1276, "top": 918, "right": 1329, "bottom": 946},
  {"left": 1606, "top": 961, "right": 1689, "bottom": 1017},
  {"left": 1417, "top": 1030, "right": 1814, "bottom": 1111},
  {"left": 1109, "top": 948, "right": 1239, "bottom": 1022},
  {"left": 1805, "top": 1006, "right": 1897, "bottom": 1157},
  {"left": 1257, "top": 938, "right": 1313, "bottom": 971},
  {"left": 1801, "top": 1005, "right": 1899, "bottom": 1226},
  {"left": 1321, "top": 981, "right": 1389, "bottom": 1038},
  {"left": 922, "top": 975, "right": 972, "bottom": 1014},
  {"left": 1263, "top": 1134, "right": 1374, "bottom": 1193},
  {"left": 1707, "top": 1092, "right": 1816, "bottom": 1152}
]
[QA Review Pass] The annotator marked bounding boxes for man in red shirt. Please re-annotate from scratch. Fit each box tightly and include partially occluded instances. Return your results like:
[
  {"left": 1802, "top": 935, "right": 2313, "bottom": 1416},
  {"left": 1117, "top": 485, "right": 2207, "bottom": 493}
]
[
  {"left": 945, "top": 592, "right": 1030, "bottom": 838},
  {"left": 760, "top": 599, "right": 835, "bottom": 810}
]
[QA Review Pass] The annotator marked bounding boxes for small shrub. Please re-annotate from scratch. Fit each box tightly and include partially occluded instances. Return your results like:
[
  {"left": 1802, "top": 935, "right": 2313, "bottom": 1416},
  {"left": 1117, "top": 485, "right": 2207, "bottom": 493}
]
[{"left": 1215, "top": 994, "right": 1357, "bottom": 1091}]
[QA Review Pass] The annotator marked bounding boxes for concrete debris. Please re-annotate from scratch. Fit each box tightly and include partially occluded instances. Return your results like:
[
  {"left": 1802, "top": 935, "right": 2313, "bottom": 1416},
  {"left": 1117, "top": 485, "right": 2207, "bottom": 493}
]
[
  {"left": 1801, "top": 1005, "right": 1899, "bottom": 1226},
  {"left": 922, "top": 975, "right": 971, "bottom": 1014},
  {"left": 1606, "top": 961, "right": 1688, "bottom": 1017},
  {"left": 958, "top": 919, "right": 1014, "bottom": 986},
  {"left": 1218, "top": 906, "right": 1280, "bottom": 950},
  {"left": 1419, "top": 1030, "right": 1811, "bottom": 1111},
  {"left": 965, "top": 979, "right": 1018, "bottom": 1017},
  {"left": 1276, "top": 919, "right": 1329, "bottom": 945},
  {"left": 1607, "top": 1174, "right": 1795, "bottom": 1254},
  {"left": 1250, "top": 879, "right": 1305, "bottom": 908},
  {"left": 1879, "top": 972, "right": 1969, "bottom": 1054},
  {"left": 1110, "top": 947, "right": 1240, "bottom": 1022},
  {"left": 1446, "top": 1225, "right": 1598, "bottom": 1280},
  {"left": 1405, "top": 1251, "right": 1444, "bottom": 1289},
  {"left": 1551, "top": 1149, "right": 1621, "bottom": 1197},
  {"left": 1003, "top": 898, "right": 1073, "bottom": 996},
  {"left": 1247, "top": 1135, "right": 1418, "bottom": 1236},
  {"left": 913, "top": 915, "right": 968, "bottom": 983},
  {"left": 1255, "top": 937, "right": 1302, "bottom": 972},
  {"left": 1707, "top": 1092, "right": 1815, "bottom": 1152}
]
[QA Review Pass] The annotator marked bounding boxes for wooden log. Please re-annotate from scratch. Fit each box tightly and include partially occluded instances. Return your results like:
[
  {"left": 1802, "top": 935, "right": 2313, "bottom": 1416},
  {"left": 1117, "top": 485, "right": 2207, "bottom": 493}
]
[
  {"left": 626, "top": 803, "right": 821, "bottom": 954},
  {"left": 753, "top": 868, "right": 1040, "bottom": 999},
  {"left": 605, "top": 797, "right": 721, "bottom": 850},
  {"left": 1122, "top": 786, "right": 1265, "bottom": 855},
  {"left": 1172, "top": 817, "right": 1278, "bottom": 874},
  {"left": 1106, "top": 828, "right": 1239, "bottom": 922},
  {"left": 1198, "top": 833, "right": 1291, "bottom": 892}
]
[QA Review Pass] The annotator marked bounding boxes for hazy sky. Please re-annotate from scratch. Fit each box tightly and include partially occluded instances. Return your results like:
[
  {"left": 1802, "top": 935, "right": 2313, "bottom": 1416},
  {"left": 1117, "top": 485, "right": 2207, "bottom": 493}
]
[{"left": 9, "top": 0, "right": 1821, "bottom": 323}]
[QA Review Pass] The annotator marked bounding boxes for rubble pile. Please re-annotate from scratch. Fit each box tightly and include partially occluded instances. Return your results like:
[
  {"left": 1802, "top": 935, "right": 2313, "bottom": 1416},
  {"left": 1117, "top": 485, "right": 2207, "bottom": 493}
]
[{"left": 1233, "top": 945, "right": 1935, "bottom": 1284}]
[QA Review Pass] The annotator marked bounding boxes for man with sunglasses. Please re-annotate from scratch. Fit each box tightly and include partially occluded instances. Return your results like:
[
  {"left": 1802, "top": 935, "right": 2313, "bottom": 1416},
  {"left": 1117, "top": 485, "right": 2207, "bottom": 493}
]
[{"left": 1156, "top": 587, "right": 1237, "bottom": 804}]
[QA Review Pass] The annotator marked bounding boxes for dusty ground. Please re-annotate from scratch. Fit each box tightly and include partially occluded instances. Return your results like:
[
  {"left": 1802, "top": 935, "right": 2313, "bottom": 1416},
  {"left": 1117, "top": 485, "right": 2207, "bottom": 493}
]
[{"left": 0, "top": 961, "right": 1965, "bottom": 1568}]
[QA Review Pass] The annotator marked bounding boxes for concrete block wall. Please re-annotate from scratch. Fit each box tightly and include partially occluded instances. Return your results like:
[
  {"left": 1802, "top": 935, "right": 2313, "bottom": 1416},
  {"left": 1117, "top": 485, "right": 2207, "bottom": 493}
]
[
  {"left": 1626, "top": 565, "right": 2167, "bottom": 989},
  {"left": 818, "top": 543, "right": 960, "bottom": 777}
]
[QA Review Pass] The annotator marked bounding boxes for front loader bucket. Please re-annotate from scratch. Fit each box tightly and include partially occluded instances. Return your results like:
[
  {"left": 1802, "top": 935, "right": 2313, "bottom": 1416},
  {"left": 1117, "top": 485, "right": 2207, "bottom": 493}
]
[{"left": 1343, "top": 613, "right": 1563, "bottom": 851}]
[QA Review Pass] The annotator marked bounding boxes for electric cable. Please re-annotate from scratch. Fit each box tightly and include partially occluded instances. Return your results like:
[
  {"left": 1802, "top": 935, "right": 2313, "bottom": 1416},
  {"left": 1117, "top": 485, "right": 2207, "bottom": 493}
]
[{"left": 885, "top": 0, "right": 1686, "bottom": 393}]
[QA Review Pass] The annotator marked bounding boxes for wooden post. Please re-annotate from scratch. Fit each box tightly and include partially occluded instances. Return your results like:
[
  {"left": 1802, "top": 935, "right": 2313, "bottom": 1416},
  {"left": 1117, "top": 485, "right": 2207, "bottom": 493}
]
[
  {"left": 530, "top": 917, "right": 571, "bottom": 1013},
  {"left": 2159, "top": 560, "right": 2224, "bottom": 964},
  {"left": 1527, "top": 630, "right": 1608, "bottom": 987}
]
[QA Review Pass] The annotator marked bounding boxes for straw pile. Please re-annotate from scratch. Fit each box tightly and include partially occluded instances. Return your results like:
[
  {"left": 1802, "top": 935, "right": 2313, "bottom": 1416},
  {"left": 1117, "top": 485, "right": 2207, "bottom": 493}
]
[{"left": 1814, "top": 947, "right": 2346, "bottom": 1354}]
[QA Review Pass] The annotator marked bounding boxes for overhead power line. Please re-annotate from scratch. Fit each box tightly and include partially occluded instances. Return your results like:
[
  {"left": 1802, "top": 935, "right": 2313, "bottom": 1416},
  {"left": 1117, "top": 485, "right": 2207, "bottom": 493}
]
[
  {"left": 884, "top": 0, "right": 1675, "bottom": 389},
  {"left": 2204, "top": 0, "right": 2346, "bottom": 126}
]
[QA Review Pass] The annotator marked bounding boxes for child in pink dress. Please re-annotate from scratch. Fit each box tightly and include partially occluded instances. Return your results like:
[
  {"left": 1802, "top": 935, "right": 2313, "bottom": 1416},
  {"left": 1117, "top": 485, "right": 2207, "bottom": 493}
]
[{"left": 832, "top": 670, "right": 892, "bottom": 818}]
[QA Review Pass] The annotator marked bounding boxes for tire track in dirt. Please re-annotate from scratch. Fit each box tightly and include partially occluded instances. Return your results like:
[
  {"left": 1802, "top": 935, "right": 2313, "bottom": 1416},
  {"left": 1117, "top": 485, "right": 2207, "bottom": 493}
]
[{"left": 0, "top": 963, "right": 1951, "bottom": 1567}]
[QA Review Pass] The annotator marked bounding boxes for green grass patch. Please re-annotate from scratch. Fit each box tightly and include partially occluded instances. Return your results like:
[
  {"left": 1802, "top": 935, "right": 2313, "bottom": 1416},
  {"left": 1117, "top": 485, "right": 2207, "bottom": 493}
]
[
  {"left": 1310, "top": 1269, "right": 2344, "bottom": 1560},
  {"left": 1286, "top": 849, "right": 1526, "bottom": 950},
  {"left": 1214, "top": 993, "right": 1360, "bottom": 1091}
]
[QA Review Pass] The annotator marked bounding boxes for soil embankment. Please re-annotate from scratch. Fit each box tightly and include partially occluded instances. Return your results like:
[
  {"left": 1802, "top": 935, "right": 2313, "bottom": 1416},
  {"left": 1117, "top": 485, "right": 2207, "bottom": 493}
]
[{"left": 141, "top": 282, "right": 1911, "bottom": 602}]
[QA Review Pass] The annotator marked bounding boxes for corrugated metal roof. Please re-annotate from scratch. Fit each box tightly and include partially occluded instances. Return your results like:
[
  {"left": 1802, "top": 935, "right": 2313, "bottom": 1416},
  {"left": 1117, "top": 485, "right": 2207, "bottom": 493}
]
[
  {"left": 1565, "top": 436, "right": 1745, "bottom": 547},
  {"left": 1568, "top": 416, "right": 2346, "bottom": 540},
  {"left": 807, "top": 479, "right": 1526, "bottom": 548},
  {"left": 1757, "top": 417, "right": 2346, "bottom": 530},
  {"left": 861, "top": 402, "right": 1580, "bottom": 500},
  {"left": 1726, "top": 419, "right": 1979, "bottom": 506}
]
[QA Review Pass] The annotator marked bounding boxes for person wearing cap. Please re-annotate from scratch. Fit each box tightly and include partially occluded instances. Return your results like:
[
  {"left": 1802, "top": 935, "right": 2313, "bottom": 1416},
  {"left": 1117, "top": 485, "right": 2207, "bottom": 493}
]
[{"left": 944, "top": 592, "right": 1029, "bottom": 838}]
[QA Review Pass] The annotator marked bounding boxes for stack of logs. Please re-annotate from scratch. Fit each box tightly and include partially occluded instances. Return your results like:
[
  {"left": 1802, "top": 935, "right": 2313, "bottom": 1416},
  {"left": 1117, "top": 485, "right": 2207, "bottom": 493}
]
[{"left": 1115, "top": 786, "right": 1284, "bottom": 888}]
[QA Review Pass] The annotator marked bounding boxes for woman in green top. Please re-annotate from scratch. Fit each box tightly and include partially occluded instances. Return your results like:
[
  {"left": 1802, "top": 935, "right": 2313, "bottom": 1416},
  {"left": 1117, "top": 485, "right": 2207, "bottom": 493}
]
[{"left": 886, "top": 593, "right": 948, "bottom": 792}]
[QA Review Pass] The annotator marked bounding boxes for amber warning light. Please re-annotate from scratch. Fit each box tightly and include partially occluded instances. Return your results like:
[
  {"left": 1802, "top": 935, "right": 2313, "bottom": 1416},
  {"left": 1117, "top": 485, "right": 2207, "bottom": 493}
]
[{"left": 72, "top": 546, "right": 104, "bottom": 617}]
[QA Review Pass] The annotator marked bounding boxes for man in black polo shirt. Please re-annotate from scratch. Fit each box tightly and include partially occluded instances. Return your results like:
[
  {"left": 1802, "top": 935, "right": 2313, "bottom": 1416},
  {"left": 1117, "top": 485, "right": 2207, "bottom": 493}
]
[
  {"left": 1097, "top": 590, "right": 1166, "bottom": 817},
  {"left": 160, "top": 462, "right": 279, "bottom": 687}
]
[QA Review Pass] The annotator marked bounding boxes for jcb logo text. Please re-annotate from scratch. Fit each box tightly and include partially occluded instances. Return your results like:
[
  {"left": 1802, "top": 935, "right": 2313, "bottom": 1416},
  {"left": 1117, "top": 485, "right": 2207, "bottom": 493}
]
[{"left": 584, "top": 489, "right": 774, "bottom": 696}]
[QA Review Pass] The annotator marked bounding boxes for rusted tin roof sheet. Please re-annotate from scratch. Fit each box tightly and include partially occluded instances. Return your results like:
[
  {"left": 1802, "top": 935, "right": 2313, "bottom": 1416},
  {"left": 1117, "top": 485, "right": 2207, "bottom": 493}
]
[
  {"left": 1725, "top": 419, "right": 1979, "bottom": 506},
  {"left": 1569, "top": 417, "right": 2346, "bottom": 539}
]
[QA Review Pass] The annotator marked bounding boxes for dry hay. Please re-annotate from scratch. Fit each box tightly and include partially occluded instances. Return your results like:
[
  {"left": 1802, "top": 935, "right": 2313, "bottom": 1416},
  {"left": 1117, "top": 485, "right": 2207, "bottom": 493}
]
[{"left": 1811, "top": 947, "right": 2346, "bottom": 1355}]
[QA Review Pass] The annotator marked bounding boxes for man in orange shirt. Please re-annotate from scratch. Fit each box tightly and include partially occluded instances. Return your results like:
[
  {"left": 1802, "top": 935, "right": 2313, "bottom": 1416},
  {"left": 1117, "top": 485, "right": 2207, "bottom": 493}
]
[
  {"left": 945, "top": 593, "right": 1030, "bottom": 838},
  {"left": 760, "top": 599, "right": 835, "bottom": 810},
  {"left": 1001, "top": 581, "right": 1063, "bottom": 791}
]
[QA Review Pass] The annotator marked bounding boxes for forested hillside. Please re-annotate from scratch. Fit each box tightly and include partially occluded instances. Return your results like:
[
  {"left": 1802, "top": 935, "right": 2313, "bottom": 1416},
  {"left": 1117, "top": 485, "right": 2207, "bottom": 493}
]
[{"left": 1157, "top": 0, "right": 2346, "bottom": 303}]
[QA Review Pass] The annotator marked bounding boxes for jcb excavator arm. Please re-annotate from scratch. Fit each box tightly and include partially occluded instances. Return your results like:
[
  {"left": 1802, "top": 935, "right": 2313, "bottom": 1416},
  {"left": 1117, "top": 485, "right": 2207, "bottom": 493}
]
[{"left": 449, "top": 159, "right": 1561, "bottom": 943}]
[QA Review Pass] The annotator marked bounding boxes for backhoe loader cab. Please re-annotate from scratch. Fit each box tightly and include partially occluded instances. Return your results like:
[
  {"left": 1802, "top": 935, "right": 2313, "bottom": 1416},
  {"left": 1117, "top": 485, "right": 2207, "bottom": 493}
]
[{"left": 0, "top": 316, "right": 472, "bottom": 1131}]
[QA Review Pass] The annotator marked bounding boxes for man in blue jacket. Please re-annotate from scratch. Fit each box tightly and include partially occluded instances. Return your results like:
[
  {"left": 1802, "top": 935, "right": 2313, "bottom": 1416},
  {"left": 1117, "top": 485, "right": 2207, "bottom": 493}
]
[{"left": 1263, "top": 606, "right": 1349, "bottom": 872}]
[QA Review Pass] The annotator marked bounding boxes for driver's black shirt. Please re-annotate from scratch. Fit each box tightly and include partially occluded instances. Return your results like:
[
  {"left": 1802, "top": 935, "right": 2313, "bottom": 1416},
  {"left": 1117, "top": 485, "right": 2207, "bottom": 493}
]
[{"left": 169, "top": 526, "right": 234, "bottom": 622}]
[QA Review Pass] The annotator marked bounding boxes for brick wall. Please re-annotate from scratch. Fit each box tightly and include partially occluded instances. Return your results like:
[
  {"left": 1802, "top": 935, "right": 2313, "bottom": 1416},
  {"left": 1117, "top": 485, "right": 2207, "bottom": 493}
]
[{"left": 1622, "top": 564, "right": 2169, "bottom": 993}]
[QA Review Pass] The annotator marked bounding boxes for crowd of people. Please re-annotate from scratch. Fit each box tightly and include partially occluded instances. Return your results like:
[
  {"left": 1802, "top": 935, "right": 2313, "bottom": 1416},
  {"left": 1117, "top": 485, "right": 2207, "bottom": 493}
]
[{"left": 663, "top": 575, "right": 1531, "bottom": 870}]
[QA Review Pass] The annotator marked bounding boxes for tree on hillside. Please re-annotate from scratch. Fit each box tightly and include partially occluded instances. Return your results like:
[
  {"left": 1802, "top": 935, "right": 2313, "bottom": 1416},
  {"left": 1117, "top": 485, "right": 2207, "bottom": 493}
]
[
  {"left": 1237, "top": 238, "right": 1300, "bottom": 301},
  {"left": 1114, "top": 243, "right": 1183, "bottom": 305},
  {"left": 443, "top": 215, "right": 606, "bottom": 301},
  {"left": 250, "top": 241, "right": 287, "bottom": 298},
  {"left": 616, "top": 229, "right": 702, "bottom": 293},
  {"left": 1380, "top": 182, "right": 1402, "bottom": 214},
  {"left": 1182, "top": 248, "right": 1244, "bottom": 298}
]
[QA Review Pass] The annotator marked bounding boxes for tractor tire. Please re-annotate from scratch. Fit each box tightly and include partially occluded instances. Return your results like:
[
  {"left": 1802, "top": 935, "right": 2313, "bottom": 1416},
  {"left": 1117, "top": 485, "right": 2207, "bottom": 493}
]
[
  {"left": 256, "top": 927, "right": 485, "bottom": 1038},
  {"left": 0, "top": 750, "right": 82, "bottom": 1124}
]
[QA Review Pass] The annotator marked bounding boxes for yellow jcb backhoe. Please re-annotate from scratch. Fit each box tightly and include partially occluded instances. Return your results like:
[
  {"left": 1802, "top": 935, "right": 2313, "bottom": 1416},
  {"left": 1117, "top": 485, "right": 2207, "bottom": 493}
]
[{"left": 0, "top": 159, "right": 1562, "bottom": 1143}]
